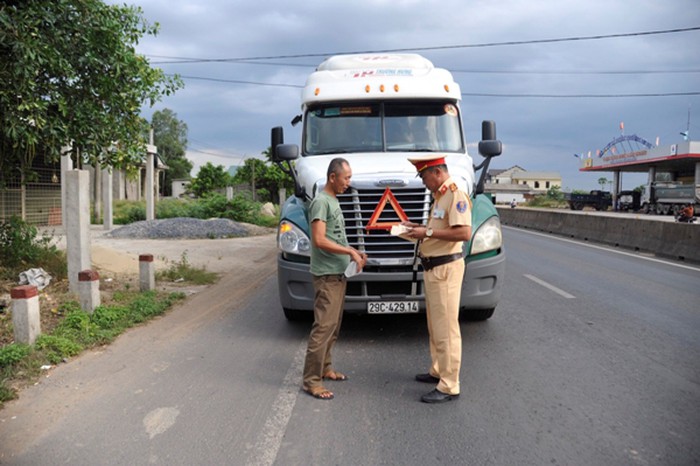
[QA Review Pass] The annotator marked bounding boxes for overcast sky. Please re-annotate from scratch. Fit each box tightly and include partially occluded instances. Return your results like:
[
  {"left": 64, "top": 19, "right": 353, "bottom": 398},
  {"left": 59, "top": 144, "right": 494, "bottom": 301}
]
[{"left": 113, "top": 0, "right": 700, "bottom": 190}]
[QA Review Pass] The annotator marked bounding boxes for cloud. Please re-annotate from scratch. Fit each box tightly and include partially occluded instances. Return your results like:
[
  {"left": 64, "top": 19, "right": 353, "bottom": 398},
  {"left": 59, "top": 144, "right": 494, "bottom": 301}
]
[{"left": 117, "top": 0, "right": 700, "bottom": 190}]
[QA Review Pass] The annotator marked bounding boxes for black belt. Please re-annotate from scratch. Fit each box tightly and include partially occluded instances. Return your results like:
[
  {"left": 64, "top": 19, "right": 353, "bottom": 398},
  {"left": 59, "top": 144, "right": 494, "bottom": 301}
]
[{"left": 420, "top": 253, "right": 463, "bottom": 271}]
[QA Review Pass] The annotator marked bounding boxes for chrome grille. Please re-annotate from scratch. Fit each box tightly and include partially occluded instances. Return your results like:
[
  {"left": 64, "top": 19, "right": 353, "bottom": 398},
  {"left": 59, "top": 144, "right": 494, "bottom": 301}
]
[{"left": 337, "top": 186, "right": 431, "bottom": 266}]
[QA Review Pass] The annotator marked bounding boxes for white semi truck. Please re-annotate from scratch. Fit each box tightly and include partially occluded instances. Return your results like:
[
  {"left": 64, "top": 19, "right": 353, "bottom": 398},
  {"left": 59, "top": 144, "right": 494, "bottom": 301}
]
[{"left": 271, "top": 54, "right": 504, "bottom": 321}]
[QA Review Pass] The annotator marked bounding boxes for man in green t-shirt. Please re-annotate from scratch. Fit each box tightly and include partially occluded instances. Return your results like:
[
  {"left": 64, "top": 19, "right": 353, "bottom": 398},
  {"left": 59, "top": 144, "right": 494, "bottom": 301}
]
[{"left": 302, "top": 158, "right": 367, "bottom": 401}]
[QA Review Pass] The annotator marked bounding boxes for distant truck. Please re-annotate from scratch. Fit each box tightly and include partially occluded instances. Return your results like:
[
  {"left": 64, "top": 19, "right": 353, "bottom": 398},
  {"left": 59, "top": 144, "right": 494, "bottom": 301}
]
[
  {"left": 645, "top": 183, "right": 700, "bottom": 215},
  {"left": 564, "top": 190, "right": 612, "bottom": 211},
  {"left": 617, "top": 190, "right": 642, "bottom": 212}
]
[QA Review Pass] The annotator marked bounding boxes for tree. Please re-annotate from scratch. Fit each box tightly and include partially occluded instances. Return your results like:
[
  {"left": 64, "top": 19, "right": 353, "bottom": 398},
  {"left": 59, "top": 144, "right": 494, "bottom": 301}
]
[
  {"left": 597, "top": 177, "right": 610, "bottom": 190},
  {"left": 151, "top": 109, "right": 192, "bottom": 196},
  {"left": 545, "top": 185, "right": 564, "bottom": 202},
  {"left": 231, "top": 152, "right": 294, "bottom": 203},
  {"left": 0, "top": 0, "right": 182, "bottom": 180},
  {"left": 187, "top": 162, "right": 231, "bottom": 198}
]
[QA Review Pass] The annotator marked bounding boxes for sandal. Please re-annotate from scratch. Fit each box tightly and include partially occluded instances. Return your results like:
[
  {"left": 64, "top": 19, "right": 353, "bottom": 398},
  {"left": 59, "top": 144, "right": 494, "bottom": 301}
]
[
  {"left": 323, "top": 370, "right": 348, "bottom": 382},
  {"left": 303, "top": 385, "right": 334, "bottom": 400}
]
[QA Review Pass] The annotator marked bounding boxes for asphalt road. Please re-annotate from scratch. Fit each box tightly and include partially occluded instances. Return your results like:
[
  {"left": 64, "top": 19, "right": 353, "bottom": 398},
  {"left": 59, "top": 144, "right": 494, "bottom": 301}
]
[{"left": 1, "top": 227, "right": 698, "bottom": 465}]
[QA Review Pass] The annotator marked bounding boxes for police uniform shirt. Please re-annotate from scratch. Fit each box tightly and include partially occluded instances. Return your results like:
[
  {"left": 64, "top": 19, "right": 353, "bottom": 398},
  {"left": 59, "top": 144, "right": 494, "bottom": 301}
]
[
  {"left": 419, "top": 176, "right": 472, "bottom": 258},
  {"left": 309, "top": 190, "right": 351, "bottom": 276}
]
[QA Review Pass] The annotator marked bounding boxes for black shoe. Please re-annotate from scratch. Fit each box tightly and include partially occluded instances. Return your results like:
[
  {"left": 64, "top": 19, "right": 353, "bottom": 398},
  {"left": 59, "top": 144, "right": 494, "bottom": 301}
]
[
  {"left": 421, "top": 388, "right": 459, "bottom": 404},
  {"left": 415, "top": 373, "right": 440, "bottom": 384}
]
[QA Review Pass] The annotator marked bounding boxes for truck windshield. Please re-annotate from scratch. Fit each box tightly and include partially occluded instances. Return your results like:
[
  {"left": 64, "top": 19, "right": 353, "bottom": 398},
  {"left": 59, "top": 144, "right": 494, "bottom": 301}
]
[{"left": 303, "top": 101, "right": 463, "bottom": 155}]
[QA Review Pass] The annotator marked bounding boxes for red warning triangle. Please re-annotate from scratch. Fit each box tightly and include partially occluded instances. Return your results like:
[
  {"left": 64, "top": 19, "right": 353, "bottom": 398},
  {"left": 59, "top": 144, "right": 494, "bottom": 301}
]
[{"left": 365, "top": 187, "right": 410, "bottom": 230}]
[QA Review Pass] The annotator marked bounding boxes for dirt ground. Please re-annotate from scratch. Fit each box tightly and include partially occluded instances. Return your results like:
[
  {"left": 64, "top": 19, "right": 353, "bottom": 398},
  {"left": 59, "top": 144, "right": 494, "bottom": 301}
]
[{"left": 0, "top": 225, "right": 277, "bottom": 346}]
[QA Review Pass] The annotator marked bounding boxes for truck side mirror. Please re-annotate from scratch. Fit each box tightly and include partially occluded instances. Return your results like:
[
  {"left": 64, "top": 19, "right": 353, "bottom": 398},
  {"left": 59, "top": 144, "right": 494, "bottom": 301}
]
[
  {"left": 275, "top": 143, "right": 299, "bottom": 161},
  {"left": 478, "top": 120, "right": 502, "bottom": 157},
  {"left": 271, "top": 126, "right": 284, "bottom": 161}
]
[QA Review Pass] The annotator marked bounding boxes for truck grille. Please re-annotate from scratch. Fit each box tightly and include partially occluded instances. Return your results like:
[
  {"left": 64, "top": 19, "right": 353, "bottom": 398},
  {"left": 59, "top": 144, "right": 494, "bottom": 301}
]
[{"left": 337, "top": 186, "right": 431, "bottom": 268}]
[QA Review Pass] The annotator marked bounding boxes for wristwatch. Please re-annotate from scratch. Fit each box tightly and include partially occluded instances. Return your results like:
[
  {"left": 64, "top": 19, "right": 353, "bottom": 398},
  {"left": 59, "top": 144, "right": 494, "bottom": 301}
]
[{"left": 425, "top": 227, "right": 434, "bottom": 238}]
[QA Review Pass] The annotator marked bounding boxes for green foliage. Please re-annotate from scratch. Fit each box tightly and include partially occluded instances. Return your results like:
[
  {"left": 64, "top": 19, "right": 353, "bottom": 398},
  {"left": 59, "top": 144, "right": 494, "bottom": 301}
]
[
  {"left": 114, "top": 200, "right": 146, "bottom": 224},
  {"left": 0, "top": 0, "right": 183, "bottom": 174},
  {"left": 35, "top": 335, "right": 83, "bottom": 364},
  {"left": 0, "top": 217, "right": 66, "bottom": 279},
  {"left": 231, "top": 155, "right": 294, "bottom": 203},
  {"left": 545, "top": 185, "right": 565, "bottom": 202},
  {"left": 0, "top": 216, "right": 39, "bottom": 269},
  {"left": 526, "top": 186, "right": 567, "bottom": 208},
  {"left": 0, "top": 344, "right": 32, "bottom": 368},
  {"left": 187, "top": 162, "right": 231, "bottom": 198},
  {"left": 151, "top": 109, "right": 191, "bottom": 196},
  {"left": 157, "top": 252, "right": 218, "bottom": 285},
  {"left": 0, "top": 291, "right": 186, "bottom": 405},
  {"left": 113, "top": 193, "right": 276, "bottom": 227}
]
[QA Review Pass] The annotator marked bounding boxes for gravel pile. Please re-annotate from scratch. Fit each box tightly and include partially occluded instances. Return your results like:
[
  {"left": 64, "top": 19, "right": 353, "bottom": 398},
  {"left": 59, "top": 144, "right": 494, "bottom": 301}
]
[{"left": 107, "top": 217, "right": 250, "bottom": 239}]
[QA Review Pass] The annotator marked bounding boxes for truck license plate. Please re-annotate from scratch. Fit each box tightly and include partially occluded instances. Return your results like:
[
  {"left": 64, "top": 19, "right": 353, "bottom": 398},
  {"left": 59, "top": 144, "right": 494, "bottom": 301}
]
[{"left": 367, "top": 301, "right": 419, "bottom": 314}]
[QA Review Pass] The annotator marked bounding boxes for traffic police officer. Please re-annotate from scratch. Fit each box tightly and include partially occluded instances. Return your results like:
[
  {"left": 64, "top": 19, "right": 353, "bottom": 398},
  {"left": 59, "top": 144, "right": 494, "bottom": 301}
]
[{"left": 404, "top": 154, "right": 471, "bottom": 403}]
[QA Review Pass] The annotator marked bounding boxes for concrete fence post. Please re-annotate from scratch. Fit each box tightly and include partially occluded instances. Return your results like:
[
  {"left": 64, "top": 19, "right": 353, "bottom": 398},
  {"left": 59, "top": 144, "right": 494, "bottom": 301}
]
[
  {"left": 11, "top": 285, "right": 41, "bottom": 345},
  {"left": 78, "top": 269, "right": 101, "bottom": 313},
  {"left": 65, "top": 170, "right": 92, "bottom": 293},
  {"left": 139, "top": 254, "right": 155, "bottom": 291}
]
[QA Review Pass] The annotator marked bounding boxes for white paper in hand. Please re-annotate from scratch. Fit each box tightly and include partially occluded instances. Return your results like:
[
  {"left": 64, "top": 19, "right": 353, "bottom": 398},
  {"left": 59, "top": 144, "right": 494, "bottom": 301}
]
[
  {"left": 390, "top": 224, "right": 412, "bottom": 236},
  {"left": 344, "top": 261, "right": 360, "bottom": 278}
]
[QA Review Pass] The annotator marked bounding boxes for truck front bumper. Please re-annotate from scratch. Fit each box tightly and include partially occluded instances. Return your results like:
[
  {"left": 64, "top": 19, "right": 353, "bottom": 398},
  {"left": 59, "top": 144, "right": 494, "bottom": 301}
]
[{"left": 277, "top": 248, "right": 505, "bottom": 314}]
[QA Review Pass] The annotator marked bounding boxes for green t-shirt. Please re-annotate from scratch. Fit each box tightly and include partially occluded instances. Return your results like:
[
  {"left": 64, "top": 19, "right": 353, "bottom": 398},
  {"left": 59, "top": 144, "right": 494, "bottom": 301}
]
[{"left": 309, "top": 191, "right": 350, "bottom": 276}]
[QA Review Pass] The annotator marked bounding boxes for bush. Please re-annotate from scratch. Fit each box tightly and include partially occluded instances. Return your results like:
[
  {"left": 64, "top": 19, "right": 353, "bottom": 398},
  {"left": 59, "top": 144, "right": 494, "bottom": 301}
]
[
  {"left": 35, "top": 335, "right": 83, "bottom": 364},
  {"left": 114, "top": 201, "right": 146, "bottom": 224},
  {"left": 113, "top": 193, "right": 275, "bottom": 227},
  {"left": 0, "top": 217, "right": 66, "bottom": 279},
  {"left": 0, "top": 291, "right": 186, "bottom": 406},
  {"left": 0, "top": 343, "right": 31, "bottom": 368}
]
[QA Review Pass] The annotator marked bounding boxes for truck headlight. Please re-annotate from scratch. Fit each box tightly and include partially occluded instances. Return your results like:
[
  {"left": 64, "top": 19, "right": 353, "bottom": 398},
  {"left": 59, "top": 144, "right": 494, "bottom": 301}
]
[
  {"left": 470, "top": 216, "right": 502, "bottom": 255},
  {"left": 278, "top": 220, "right": 311, "bottom": 256}
]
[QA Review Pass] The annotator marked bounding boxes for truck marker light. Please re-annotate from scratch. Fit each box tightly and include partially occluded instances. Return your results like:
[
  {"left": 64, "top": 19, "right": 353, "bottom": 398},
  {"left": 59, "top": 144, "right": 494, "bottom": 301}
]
[
  {"left": 444, "top": 84, "right": 450, "bottom": 93},
  {"left": 380, "top": 84, "right": 385, "bottom": 92},
  {"left": 314, "top": 88, "right": 320, "bottom": 96},
  {"left": 394, "top": 84, "right": 400, "bottom": 92},
  {"left": 365, "top": 84, "right": 371, "bottom": 93}
]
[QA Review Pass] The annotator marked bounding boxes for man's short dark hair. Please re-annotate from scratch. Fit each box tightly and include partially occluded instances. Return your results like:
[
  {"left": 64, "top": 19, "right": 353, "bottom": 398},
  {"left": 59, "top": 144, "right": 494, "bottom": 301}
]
[{"left": 327, "top": 157, "right": 349, "bottom": 179}]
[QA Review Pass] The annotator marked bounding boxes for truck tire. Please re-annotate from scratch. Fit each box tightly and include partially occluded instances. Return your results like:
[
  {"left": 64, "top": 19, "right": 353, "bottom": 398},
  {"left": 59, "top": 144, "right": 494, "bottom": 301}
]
[
  {"left": 572, "top": 202, "right": 583, "bottom": 211},
  {"left": 459, "top": 307, "right": 495, "bottom": 321},
  {"left": 283, "top": 308, "right": 311, "bottom": 321}
]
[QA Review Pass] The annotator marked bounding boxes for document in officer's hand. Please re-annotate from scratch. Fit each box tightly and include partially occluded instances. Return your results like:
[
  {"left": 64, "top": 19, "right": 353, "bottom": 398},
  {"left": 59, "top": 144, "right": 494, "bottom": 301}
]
[{"left": 390, "top": 224, "right": 413, "bottom": 236}]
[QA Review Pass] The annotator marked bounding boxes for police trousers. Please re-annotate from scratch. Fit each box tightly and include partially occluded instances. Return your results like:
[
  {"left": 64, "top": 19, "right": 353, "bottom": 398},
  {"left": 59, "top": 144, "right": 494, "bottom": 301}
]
[{"left": 423, "top": 259, "right": 465, "bottom": 395}]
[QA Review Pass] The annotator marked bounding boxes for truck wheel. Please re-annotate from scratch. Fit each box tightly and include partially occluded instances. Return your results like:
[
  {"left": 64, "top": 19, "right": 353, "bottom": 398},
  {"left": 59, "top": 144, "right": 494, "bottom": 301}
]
[
  {"left": 283, "top": 308, "right": 311, "bottom": 321},
  {"left": 459, "top": 307, "right": 495, "bottom": 321},
  {"left": 572, "top": 202, "right": 583, "bottom": 211}
]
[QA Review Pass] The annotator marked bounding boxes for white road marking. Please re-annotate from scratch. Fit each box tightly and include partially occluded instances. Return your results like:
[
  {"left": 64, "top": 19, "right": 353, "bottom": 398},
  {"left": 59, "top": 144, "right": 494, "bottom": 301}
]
[
  {"left": 505, "top": 225, "right": 700, "bottom": 273},
  {"left": 524, "top": 274, "right": 576, "bottom": 299},
  {"left": 246, "top": 338, "right": 306, "bottom": 466}
]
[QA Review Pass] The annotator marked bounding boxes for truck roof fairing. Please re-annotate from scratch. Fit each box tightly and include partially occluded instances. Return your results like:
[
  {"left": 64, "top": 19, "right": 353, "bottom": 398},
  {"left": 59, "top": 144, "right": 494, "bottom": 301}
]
[{"left": 302, "top": 53, "right": 461, "bottom": 106}]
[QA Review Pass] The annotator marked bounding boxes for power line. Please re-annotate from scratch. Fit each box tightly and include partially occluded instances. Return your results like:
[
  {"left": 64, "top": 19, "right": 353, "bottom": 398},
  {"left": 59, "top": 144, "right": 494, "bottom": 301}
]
[
  {"left": 173, "top": 74, "right": 302, "bottom": 88},
  {"left": 147, "top": 26, "right": 700, "bottom": 64},
  {"left": 462, "top": 91, "right": 700, "bottom": 98},
  {"left": 172, "top": 74, "right": 698, "bottom": 97},
  {"left": 451, "top": 69, "right": 700, "bottom": 75}
]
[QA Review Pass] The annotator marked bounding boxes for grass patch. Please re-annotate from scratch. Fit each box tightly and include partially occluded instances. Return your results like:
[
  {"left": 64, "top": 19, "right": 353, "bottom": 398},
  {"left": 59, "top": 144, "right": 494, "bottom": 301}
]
[
  {"left": 156, "top": 251, "right": 218, "bottom": 285},
  {"left": 0, "top": 290, "right": 185, "bottom": 407}
]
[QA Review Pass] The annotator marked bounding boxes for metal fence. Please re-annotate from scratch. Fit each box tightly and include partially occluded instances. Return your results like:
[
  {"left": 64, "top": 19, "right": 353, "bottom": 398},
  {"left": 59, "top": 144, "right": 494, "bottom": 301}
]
[{"left": 0, "top": 167, "right": 63, "bottom": 226}]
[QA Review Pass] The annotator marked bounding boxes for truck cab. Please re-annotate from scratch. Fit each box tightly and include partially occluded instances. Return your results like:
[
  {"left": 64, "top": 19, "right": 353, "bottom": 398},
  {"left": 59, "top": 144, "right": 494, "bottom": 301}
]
[{"left": 271, "top": 54, "right": 504, "bottom": 321}]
